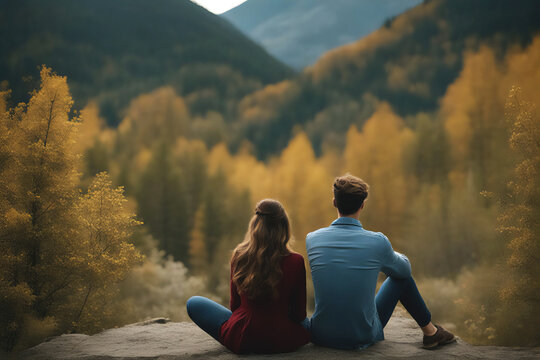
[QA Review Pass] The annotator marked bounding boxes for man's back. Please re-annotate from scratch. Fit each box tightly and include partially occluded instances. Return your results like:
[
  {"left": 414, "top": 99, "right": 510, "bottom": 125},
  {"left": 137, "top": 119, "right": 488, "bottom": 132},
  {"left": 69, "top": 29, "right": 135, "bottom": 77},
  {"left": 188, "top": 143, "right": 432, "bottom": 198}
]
[{"left": 306, "top": 217, "right": 411, "bottom": 349}]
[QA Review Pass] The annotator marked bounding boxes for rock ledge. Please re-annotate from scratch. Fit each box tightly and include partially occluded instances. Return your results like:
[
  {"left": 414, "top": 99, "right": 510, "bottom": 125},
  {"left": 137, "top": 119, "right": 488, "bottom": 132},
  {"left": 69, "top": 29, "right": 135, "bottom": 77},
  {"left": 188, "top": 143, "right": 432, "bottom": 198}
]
[{"left": 19, "top": 312, "right": 540, "bottom": 359}]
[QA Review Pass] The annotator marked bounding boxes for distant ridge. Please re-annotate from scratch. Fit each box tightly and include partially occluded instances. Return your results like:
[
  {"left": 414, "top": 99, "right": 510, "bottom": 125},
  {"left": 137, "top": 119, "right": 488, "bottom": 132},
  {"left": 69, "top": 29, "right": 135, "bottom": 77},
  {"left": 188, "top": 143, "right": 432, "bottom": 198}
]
[
  {"left": 222, "top": 0, "right": 422, "bottom": 69},
  {"left": 0, "top": 0, "right": 292, "bottom": 125}
]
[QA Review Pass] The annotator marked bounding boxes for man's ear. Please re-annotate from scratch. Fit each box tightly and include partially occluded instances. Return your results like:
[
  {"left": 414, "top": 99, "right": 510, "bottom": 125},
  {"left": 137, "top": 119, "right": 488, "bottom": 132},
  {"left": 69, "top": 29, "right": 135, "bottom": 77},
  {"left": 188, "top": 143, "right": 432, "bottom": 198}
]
[
  {"left": 360, "top": 200, "right": 366, "bottom": 210},
  {"left": 333, "top": 197, "right": 337, "bottom": 208}
]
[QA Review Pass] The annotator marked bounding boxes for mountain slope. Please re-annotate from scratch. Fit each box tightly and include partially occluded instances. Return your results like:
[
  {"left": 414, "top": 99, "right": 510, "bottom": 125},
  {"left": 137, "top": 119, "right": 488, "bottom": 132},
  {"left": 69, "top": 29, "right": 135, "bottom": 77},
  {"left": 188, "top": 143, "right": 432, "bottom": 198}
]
[
  {"left": 0, "top": 0, "right": 292, "bottom": 125},
  {"left": 222, "top": 0, "right": 422, "bottom": 69},
  {"left": 232, "top": 0, "right": 540, "bottom": 157}
]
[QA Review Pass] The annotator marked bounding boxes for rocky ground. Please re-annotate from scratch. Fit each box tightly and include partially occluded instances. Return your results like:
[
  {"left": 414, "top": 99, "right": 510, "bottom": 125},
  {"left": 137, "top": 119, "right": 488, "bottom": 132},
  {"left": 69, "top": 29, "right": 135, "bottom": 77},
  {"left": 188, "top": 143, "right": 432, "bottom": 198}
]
[{"left": 18, "top": 310, "right": 540, "bottom": 360}]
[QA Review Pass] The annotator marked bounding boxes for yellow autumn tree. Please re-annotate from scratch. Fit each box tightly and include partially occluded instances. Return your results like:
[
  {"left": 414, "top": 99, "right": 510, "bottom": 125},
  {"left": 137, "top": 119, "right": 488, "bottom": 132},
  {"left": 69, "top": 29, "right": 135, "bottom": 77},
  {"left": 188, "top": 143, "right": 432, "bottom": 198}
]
[
  {"left": 75, "top": 102, "right": 114, "bottom": 185},
  {"left": 496, "top": 87, "right": 540, "bottom": 345},
  {"left": 344, "top": 103, "right": 414, "bottom": 238},
  {"left": 0, "top": 67, "right": 81, "bottom": 351},
  {"left": 270, "top": 132, "right": 334, "bottom": 253},
  {"left": 118, "top": 86, "right": 190, "bottom": 151},
  {"left": 0, "top": 68, "right": 142, "bottom": 351},
  {"left": 0, "top": 90, "right": 37, "bottom": 352},
  {"left": 74, "top": 102, "right": 105, "bottom": 154},
  {"left": 70, "top": 172, "right": 143, "bottom": 332},
  {"left": 442, "top": 46, "right": 514, "bottom": 193},
  {"left": 238, "top": 80, "right": 299, "bottom": 126},
  {"left": 440, "top": 41, "right": 540, "bottom": 346},
  {"left": 207, "top": 142, "right": 271, "bottom": 203}
]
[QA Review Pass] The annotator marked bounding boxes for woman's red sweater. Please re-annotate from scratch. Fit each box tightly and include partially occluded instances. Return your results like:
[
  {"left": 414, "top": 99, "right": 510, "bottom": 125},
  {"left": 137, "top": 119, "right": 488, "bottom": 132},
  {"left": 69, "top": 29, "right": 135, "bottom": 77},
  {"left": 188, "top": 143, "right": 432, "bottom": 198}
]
[{"left": 219, "top": 252, "right": 311, "bottom": 354}]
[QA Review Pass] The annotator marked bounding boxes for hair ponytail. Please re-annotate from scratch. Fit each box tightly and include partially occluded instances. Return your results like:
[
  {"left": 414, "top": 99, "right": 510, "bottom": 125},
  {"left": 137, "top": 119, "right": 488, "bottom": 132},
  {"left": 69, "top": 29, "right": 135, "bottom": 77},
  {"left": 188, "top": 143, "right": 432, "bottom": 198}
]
[{"left": 231, "top": 199, "right": 291, "bottom": 299}]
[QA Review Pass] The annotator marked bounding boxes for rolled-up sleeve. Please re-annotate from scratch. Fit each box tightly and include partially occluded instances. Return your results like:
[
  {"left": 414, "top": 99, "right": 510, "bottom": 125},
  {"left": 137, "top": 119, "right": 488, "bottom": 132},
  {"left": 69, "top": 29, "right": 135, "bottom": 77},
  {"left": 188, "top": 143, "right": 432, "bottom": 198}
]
[{"left": 379, "top": 234, "right": 411, "bottom": 279}]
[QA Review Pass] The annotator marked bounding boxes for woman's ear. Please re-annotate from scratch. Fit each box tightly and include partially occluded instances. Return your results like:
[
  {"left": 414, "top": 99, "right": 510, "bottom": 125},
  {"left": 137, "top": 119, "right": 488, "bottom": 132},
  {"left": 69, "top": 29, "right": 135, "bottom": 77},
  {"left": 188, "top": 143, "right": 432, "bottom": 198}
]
[{"left": 333, "top": 197, "right": 337, "bottom": 208}]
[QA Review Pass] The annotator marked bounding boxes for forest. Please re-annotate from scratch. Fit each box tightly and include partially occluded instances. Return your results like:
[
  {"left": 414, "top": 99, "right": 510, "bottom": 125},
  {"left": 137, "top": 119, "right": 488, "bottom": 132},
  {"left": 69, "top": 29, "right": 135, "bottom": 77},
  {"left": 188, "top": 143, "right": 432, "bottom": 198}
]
[{"left": 1, "top": 0, "right": 539, "bottom": 353}]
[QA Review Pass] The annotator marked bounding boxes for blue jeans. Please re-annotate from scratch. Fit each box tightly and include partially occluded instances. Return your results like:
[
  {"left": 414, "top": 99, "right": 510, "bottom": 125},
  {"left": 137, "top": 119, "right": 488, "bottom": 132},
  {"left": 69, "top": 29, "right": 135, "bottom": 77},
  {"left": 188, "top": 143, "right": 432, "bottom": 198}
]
[
  {"left": 187, "top": 276, "right": 430, "bottom": 341},
  {"left": 186, "top": 296, "right": 231, "bottom": 341},
  {"left": 375, "top": 276, "right": 431, "bottom": 328},
  {"left": 186, "top": 296, "right": 311, "bottom": 342}
]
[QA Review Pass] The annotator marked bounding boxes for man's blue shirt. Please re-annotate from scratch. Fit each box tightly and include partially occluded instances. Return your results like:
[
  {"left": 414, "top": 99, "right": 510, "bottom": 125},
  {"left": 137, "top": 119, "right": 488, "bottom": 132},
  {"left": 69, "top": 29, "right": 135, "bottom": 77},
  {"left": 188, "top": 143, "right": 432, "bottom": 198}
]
[{"left": 306, "top": 217, "right": 411, "bottom": 349}]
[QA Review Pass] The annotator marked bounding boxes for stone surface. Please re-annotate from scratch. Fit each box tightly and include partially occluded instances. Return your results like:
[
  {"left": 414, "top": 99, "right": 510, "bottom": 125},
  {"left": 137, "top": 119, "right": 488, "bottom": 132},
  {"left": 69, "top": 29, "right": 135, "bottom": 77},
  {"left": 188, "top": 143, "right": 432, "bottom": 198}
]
[{"left": 19, "top": 311, "right": 540, "bottom": 360}]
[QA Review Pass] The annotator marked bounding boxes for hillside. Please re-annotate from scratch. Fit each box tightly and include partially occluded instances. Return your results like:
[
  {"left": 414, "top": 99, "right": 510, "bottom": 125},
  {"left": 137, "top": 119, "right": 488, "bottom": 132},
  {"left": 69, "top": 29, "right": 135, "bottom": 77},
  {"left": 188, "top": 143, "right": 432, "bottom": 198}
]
[
  {"left": 222, "top": 0, "right": 421, "bottom": 70},
  {"left": 0, "top": 0, "right": 292, "bottom": 125},
  {"left": 233, "top": 0, "right": 540, "bottom": 157}
]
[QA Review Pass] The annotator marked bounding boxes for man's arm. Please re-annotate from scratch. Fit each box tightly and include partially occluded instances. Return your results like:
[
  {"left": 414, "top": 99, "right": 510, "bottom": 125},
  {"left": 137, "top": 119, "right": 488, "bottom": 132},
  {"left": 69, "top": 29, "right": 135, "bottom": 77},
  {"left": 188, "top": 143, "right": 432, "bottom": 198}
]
[{"left": 379, "top": 234, "right": 411, "bottom": 279}]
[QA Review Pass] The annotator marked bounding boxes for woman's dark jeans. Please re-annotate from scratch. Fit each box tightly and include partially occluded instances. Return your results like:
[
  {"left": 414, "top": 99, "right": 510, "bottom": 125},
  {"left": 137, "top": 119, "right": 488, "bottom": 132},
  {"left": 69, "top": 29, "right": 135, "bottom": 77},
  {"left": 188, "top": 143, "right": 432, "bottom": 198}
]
[{"left": 186, "top": 296, "right": 231, "bottom": 341}]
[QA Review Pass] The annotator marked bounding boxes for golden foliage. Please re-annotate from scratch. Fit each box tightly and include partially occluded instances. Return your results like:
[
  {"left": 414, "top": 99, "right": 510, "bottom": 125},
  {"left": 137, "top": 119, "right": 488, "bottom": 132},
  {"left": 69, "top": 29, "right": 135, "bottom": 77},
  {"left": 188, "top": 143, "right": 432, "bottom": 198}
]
[
  {"left": 442, "top": 37, "right": 540, "bottom": 192},
  {"left": 74, "top": 102, "right": 106, "bottom": 154},
  {"left": 0, "top": 68, "right": 142, "bottom": 350},
  {"left": 494, "top": 87, "right": 540, "bottom": 345},
  {"left": 118, "top": 86, "right": 189, "bottom": 149},
  {"left": 238, "top": 80, "right": 299, "bottom": 125},
  {"left": 344, "top": 103, "right": 414, "bottom": 237},
  {"left": 71, "top": 172, "right": 143, "bottom": 331},
  {"left": 207, "top": 133, "right": 334, "bottom": 256}
]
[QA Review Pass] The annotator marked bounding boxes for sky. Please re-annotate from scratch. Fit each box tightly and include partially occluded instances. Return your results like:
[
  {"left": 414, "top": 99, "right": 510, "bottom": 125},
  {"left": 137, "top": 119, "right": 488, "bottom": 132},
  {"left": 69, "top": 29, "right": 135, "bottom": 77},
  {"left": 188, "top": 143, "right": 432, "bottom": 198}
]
[{"left": 192, "top": 0, "right": 248, "bottom": 14}]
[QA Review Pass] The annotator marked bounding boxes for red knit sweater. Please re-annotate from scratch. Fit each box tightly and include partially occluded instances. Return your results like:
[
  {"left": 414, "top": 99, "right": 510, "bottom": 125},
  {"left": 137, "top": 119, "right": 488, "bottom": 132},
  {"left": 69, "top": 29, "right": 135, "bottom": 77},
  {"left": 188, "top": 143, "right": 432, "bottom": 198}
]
[{"left": 219, "top": 252, "right": 311, "bottom": 354}]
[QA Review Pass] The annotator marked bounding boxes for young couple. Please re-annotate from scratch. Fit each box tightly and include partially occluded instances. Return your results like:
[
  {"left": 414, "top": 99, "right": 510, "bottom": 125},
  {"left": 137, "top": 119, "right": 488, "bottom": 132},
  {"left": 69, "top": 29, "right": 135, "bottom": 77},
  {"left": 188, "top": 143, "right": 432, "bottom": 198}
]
[{"left": 187, "top": 174, "right": 456, "bottom": 354}]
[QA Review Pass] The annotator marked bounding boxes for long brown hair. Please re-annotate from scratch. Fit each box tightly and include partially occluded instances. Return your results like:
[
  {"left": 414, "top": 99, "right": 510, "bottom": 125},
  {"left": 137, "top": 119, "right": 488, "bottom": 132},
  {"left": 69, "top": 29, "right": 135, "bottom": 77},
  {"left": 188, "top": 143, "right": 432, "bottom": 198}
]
[{"left": 231, "top": 199, "right": 292, "bottom": 299}]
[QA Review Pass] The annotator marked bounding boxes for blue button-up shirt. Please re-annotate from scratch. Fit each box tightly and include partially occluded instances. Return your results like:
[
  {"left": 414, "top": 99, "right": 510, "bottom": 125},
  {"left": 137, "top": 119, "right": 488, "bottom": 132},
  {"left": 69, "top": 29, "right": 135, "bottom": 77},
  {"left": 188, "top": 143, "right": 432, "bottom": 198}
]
[{"left": 306, "top": 217, "right": 411, "bottom": 349}]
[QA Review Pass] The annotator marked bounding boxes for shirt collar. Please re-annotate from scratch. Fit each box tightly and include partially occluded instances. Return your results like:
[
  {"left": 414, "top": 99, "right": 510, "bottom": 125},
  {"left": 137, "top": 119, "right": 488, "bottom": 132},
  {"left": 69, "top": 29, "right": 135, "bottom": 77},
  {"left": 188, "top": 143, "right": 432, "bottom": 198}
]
[{"left": 331, "top": 217, "right": 363, "bottom": 228}]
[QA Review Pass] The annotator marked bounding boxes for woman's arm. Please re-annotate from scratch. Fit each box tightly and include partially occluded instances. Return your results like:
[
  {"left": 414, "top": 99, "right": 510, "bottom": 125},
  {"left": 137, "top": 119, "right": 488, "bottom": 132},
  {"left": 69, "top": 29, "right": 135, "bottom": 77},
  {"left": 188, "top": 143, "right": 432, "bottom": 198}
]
[
  {"left": 289, "top": 254, "right": 307, "bottom": 322},
  {"left": 230, "top": 263, "right": 241, "bottom": 311}
]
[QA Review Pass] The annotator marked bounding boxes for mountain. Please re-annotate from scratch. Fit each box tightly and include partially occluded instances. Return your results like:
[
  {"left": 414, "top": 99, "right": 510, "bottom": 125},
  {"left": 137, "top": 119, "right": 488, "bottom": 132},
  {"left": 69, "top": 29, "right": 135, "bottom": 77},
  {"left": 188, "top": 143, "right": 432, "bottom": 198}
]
[
  {"left": 221, "top": 0, "right": 422, "bottom": 69},
  {"left": 0, "top": 0, "right": 292, "bottom": 125},
  {"left": 231, "top": 0, "right": 540, "bottom": 158}
]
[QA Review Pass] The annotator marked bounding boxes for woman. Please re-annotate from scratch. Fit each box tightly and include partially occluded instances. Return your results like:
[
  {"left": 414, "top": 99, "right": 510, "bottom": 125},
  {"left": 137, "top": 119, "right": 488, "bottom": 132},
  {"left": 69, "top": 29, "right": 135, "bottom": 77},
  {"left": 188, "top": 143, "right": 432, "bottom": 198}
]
[{"left": 186, "top": 199, "right": 310, "bottom": 354}]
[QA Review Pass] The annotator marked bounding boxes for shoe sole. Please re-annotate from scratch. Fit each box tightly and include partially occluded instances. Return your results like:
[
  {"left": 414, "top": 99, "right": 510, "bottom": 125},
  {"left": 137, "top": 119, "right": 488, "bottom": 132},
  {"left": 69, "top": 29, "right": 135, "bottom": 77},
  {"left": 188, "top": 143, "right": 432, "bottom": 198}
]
[{"left": 422, "top": 335, "right": 457, "bottom": 350}]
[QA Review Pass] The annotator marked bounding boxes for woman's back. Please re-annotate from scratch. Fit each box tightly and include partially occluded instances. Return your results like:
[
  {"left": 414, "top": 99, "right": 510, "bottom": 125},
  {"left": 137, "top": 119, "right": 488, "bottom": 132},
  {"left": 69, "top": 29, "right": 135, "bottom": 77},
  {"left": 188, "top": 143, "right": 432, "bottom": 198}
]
[
  {"left": 187, "top": 199, "right": 310, "bottom": 354},
  {"left": 220, "top": 252, "right": 310, "bottom": 354}
]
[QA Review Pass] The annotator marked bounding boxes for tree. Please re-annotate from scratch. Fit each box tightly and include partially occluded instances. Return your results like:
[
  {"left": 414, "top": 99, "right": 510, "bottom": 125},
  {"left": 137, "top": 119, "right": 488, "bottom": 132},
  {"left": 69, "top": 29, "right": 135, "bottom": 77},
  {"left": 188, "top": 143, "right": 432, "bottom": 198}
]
[
  {"left": 118, "top": 87, "right": 190, "bottom": 151},
  {"left": 0, "top": 68, "right": 142, "bottom": 351},
  {"left": 189, "top": 206, "right": 208, "bottom": 276},
  {"left": 250, "top": 132, "right": 334, "bottom": 256},
  {"left": 496, "top": 87, "right": 540, "bottom": 345},
  {"left": 442, "top": 47, "right": 512, "bottom": 194},
  {"left": 173, "top": 138, "right": 208, "bottom": 227},
  {"left": 136, "top": 141, "right": 190, "bottom": 263},
  {"left": 4, "top": 67, "right": 80, "bottom": 328},
  {"left": 409, "top": 113, "right": 450, "bottom": 185},
  {"left": 75, "top": 102, "right": 111, "bottom": 184},
  {"left": 70, "top": 172, "right": 143, "bottom": 332},
  {"left": 0, "top": 90, "right": 37, "bottom": 351},
  {"left": 344, "top": 103, "right": 413, "bottom": 238}
]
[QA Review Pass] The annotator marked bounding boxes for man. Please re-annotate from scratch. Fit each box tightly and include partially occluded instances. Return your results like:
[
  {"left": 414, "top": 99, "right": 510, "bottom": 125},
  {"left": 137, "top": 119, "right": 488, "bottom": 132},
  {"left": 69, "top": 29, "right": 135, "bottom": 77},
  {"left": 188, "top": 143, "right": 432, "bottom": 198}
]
[{"left": 305, "top": 174, "right": 455, "bottom": 350}]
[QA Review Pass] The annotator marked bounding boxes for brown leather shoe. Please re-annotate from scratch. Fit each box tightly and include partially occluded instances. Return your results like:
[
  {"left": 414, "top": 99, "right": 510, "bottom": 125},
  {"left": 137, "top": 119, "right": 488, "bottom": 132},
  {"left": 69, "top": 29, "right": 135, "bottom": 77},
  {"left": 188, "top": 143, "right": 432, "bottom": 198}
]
[{"left": 422, "top": 325, "right": 456, "bottom": 349}]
